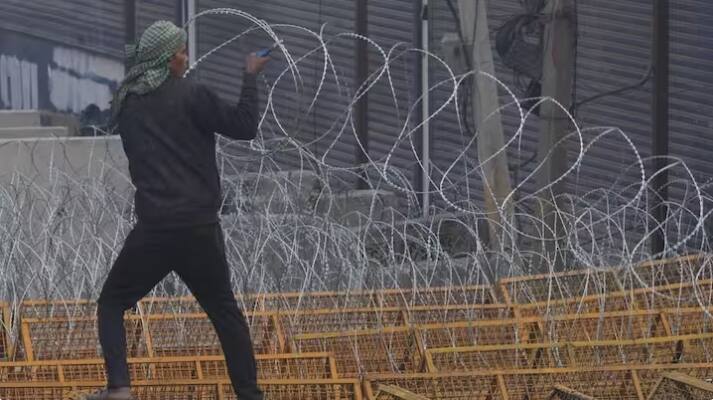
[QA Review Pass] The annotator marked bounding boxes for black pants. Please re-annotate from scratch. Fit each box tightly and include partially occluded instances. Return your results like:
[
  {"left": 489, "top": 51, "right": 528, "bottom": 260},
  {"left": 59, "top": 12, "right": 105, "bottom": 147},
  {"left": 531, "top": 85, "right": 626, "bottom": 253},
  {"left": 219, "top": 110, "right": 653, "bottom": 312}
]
[{"left": 97, "top": 222, "right": 263, "bottom": 399}]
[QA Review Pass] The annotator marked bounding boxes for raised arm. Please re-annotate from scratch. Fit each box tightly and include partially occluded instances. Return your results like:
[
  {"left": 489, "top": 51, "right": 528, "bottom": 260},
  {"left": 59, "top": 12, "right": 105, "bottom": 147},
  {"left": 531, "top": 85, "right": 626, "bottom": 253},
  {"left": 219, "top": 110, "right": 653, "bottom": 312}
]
[{"left": 190, "top": 53, "right": 270, "bottom": 140}]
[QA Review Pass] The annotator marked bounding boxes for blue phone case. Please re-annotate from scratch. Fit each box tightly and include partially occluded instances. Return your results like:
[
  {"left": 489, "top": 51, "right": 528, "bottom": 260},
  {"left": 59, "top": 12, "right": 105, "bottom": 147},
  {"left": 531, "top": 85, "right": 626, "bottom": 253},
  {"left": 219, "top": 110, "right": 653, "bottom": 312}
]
[{"left": 256, "top": 48, "right": 271, "bottom": 57}]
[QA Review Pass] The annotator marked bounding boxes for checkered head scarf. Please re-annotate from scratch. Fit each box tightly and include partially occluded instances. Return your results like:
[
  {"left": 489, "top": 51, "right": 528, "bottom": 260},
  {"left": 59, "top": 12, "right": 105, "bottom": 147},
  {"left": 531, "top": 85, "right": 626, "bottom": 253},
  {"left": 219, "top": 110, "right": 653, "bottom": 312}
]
[{"left": 111, "top": 20, "right": 187, "bottom": 122}]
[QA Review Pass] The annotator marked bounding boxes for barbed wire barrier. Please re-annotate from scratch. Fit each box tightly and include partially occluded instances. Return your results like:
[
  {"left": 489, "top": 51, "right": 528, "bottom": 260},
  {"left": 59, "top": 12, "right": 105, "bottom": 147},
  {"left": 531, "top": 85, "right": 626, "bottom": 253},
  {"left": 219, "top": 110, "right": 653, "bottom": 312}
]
[{"left": 0, "top": 8, "right": 711, "bottom": 370}]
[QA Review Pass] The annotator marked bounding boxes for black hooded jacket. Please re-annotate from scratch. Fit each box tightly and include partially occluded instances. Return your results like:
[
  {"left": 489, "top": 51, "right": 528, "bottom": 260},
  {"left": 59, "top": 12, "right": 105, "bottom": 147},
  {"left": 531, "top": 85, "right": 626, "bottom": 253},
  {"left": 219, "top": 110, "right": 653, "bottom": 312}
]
[{"left": 117, "top": 73, "right": 258, "bottom": 227}]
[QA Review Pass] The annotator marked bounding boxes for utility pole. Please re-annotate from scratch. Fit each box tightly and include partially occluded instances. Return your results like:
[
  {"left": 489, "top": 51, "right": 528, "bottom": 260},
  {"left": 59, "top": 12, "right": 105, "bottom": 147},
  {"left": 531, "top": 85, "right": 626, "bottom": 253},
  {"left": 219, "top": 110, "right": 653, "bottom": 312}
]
[
  {"left": 536, "top": 0, "right": 576, "bottom": 271},
  {"left": 355, "top": 0, "right": 370, "bottom": 189},
  {"left": 651, "top": 0, "right": 669, "bottom": 257},
  {"left": 457, "top": 0, "right": 515, "bottom": 256}
]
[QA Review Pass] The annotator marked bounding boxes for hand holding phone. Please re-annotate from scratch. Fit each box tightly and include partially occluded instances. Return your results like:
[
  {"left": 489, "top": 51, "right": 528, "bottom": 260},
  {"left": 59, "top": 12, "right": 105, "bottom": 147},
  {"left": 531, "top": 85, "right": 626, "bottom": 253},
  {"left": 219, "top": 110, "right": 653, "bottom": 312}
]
[
  {"left": 256, "top": 40, "right": 283, "bottom": 58},
  {"left": 246, "top": 53, "right": 270, "bottom": 74}
]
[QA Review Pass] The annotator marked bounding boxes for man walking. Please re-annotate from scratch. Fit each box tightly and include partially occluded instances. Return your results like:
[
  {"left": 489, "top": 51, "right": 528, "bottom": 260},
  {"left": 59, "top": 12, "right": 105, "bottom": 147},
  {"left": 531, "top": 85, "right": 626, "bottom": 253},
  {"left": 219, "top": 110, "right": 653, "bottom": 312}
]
[{"left": 87, "top": 21, "right": 269, "bottom": 400}]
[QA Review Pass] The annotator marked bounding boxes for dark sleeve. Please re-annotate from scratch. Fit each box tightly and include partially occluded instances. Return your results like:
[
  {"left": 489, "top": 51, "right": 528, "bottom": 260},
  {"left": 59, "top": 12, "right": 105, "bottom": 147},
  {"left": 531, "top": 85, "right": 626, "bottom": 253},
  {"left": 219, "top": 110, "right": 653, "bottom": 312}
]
[{"left": 190, "top": 73, "right": 259, "bottom": 140}]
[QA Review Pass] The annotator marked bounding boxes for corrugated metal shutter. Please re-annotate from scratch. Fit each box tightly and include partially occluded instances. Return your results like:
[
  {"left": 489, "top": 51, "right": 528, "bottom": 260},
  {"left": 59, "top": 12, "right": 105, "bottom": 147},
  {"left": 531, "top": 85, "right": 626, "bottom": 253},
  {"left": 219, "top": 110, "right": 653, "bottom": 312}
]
[
  {"left": 194, "top": 0, "right": 356, "bottom": 171},
  {"left": 428, "top": 0, "right": 711, "bottom": 248},
  {"left": 429, "top": 2, "right": 695, "bottom": 178},
  {"left": 365, "top": 1, "right": 419, "bottom": 190},
  {"left": 669, "top": 2, "right": 713, "bottom": 214},
  {"left": 1, "top": 0, "right": 710, "bottom": 221},
  {"left": 194, "top": 0, "right": 418, "bottom": 178},
  {"left": 137, "top": 1, "right": 179, "bottom": 35},
  {"left": 544, "top": 0, "right": 713, "bottom": 246},
  {"left": 0, "top": 0, "right": 124, "bottom": 57},
  {"left": 429, "top": 2, "right": 476, "bottom": 206},
  {"left": 428, "top": 1, "right": 538, "bottom": 206},
  {"left": 0, "top": 0, "right": 180, "bottom": 59},
  {"left": 569, "top": 0, "right": 653, "bottom": 199}
]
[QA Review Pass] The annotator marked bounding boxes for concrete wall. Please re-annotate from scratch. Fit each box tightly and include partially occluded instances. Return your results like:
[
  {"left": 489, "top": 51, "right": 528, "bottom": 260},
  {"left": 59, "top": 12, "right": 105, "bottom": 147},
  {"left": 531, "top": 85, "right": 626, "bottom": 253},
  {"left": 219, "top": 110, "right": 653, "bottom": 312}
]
[{"left": 0, "top": 135, "right": 129, "bottom": 191}]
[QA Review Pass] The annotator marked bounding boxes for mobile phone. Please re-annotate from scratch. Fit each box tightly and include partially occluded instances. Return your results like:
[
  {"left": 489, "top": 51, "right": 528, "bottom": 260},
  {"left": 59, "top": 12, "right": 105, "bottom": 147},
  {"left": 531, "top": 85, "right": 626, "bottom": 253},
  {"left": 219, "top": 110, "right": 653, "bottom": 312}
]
[{"left": 256, "top": 40, "right": 282, "bottom": 57}]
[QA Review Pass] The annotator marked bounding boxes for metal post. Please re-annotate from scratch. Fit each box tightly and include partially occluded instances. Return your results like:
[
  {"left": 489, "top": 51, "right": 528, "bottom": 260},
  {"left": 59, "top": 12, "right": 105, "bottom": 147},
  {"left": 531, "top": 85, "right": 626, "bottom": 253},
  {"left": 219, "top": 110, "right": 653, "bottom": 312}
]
[
  {"left": 414, "top": 0, "right": 424, "bottom": 209},
  {"left": 187, "top": 0, "right": 197, "bottom": 66},
  {"left": 421, "top": 0, "right": 430, "bottom": 215},
  {"left": 651, "top": 0, "right": 669, "bottom": 257},
  {"left": 124, "top": 0, "right": 137, "bottom": 49},
  {"left": 176, "top": 0, "right": 184, "bottom": 26},
  {"left": 177, "top": 0, "right": 197, "bottom": 66},
  {"left": 355, "top": 0, "right": 370, "bottom": 189}
]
